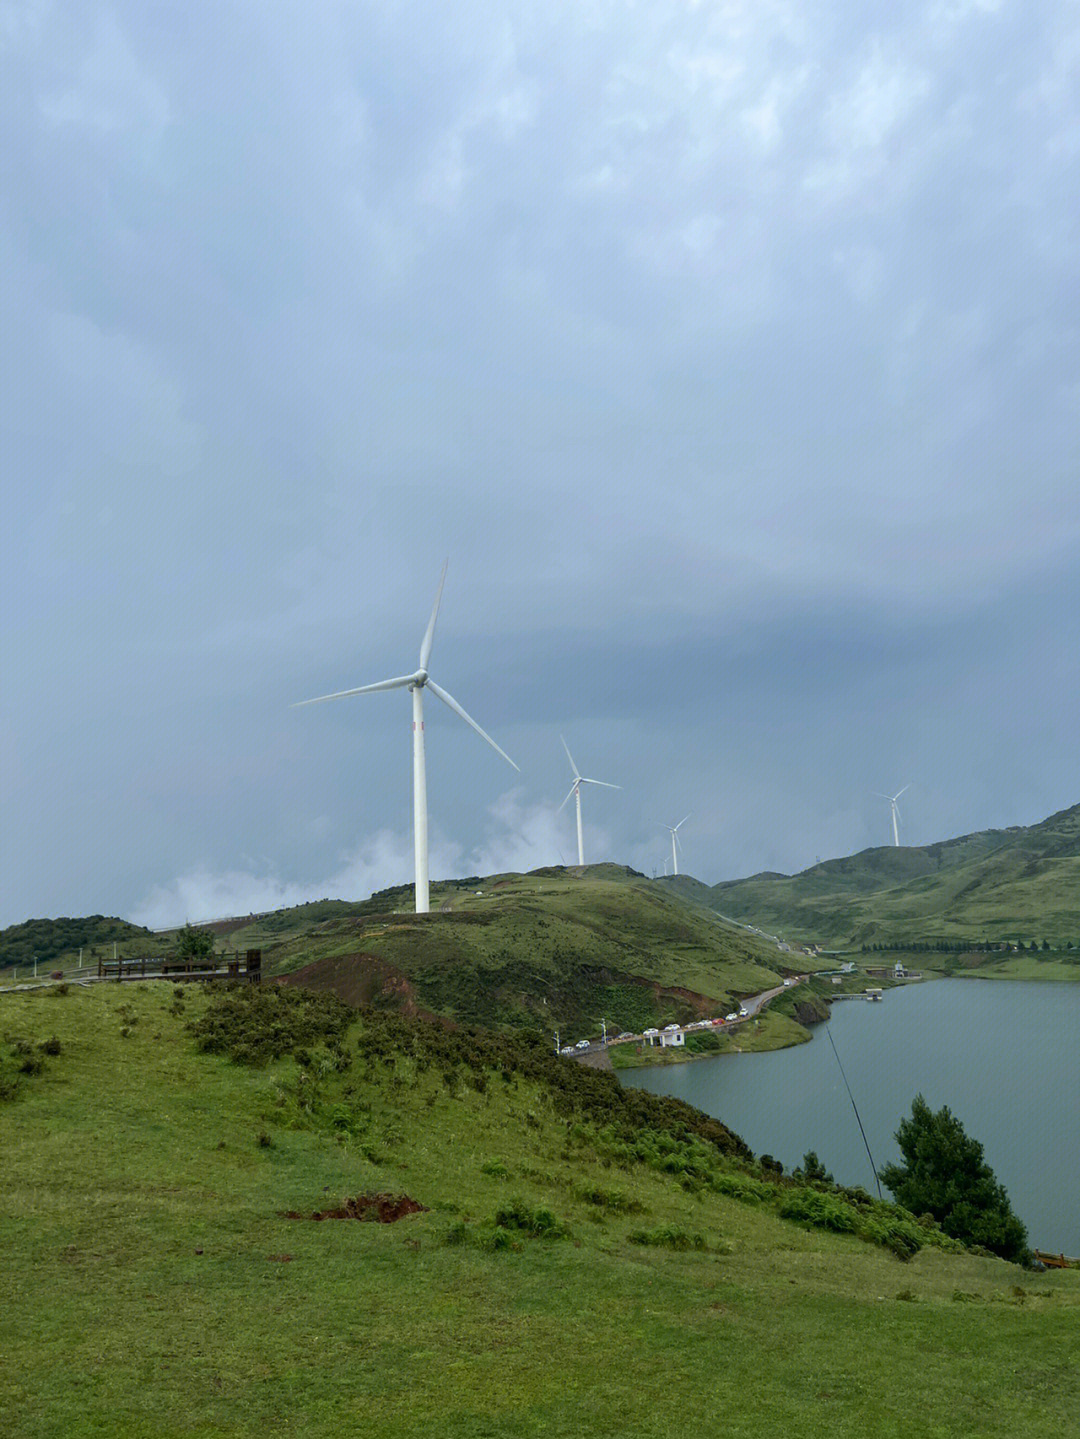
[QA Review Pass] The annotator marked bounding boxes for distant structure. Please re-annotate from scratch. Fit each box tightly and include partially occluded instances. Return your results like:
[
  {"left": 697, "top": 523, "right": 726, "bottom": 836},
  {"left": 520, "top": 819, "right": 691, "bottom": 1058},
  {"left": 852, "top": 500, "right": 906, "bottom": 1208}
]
[
  {"left": 558, "top": 735, "right": 619, "bottom": 866},
  {"left": 661, "top": 815, "right": 691, "bottom": 875},
  {"left": 294, "top": 563, "right": 518, "bottom": 914},
  {"left": 876, "top": 785, "right": 909, "bottom": 846}
]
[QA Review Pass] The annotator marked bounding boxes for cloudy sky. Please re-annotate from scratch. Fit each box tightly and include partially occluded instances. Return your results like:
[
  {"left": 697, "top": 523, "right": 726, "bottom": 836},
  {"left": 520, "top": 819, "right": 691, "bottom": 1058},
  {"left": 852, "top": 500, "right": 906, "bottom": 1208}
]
[{"left": 3, "top": 0, "right": 1078, "bottom": 928}]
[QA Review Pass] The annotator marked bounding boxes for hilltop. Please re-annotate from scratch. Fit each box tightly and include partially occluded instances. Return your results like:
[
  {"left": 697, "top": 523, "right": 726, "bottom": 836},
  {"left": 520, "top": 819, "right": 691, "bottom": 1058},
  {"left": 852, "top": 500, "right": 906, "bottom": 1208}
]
[
  {"left": 710, "top": 802, "right": 1080, "bottom": 949},
  {"left": 1, "top": 981, "right": 1076, "bottom": 1438},
  {"left": 211, "top": 865, "right": 820, "bottom": 1044}
]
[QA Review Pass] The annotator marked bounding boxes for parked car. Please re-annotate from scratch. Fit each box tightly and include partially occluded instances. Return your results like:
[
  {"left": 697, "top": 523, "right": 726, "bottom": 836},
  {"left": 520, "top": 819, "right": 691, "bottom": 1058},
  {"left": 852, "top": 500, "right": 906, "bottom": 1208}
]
[
  {"left": 663, "top": 1023, "right": 681, "bottom": 1032},
  {"left": 783, "top": 978, "right": 795, "bottom": 986},
  {"left": 725, "top": 1013, "right": 739, "bottom": 1022},
  {"left": 617, "top": 1032, "right": 634, "bottom": 1041},
  {"left": 575, "top": 1039, "right": 591, "bottom": 1050},
  {"left": 560, "top": 1046, "right": 576, "bottom": 1055}
]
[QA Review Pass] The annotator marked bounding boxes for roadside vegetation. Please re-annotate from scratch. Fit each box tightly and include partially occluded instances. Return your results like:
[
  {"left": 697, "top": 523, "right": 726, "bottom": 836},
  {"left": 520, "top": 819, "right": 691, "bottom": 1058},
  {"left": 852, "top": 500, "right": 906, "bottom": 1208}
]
[{"left": 2, "top": 981, "right": 1077, "bottom": 1438}]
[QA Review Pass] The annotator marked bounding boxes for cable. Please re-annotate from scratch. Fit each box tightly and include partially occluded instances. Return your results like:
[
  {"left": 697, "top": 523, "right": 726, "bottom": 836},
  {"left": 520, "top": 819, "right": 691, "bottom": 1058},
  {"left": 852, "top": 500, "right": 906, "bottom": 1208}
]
[{"left": 824, "top": 1021, "right": 883, "bottom": 1200}]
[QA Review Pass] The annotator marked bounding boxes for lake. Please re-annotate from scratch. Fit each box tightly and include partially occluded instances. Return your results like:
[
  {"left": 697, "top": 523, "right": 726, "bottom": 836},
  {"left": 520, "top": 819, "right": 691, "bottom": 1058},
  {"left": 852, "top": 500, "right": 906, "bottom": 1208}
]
[{"left": 621, "top": 979, "right": 1080, "bottom": 1254}]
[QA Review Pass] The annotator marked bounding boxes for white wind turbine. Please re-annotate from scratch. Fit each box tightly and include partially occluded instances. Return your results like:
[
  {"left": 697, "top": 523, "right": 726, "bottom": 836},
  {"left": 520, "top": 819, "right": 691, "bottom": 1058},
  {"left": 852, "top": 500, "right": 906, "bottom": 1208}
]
[
  {"left": 558, "top": 736, "right": 619, "bottom": 867},
  {"left": 662, "top": 815, "right": 691, "bottom": 875},
  {"left": 294, "top": 563, "right": 518, "bottom": 914},
  {"left": 876, "top": 786, "right": 909, "bottom": 847}
]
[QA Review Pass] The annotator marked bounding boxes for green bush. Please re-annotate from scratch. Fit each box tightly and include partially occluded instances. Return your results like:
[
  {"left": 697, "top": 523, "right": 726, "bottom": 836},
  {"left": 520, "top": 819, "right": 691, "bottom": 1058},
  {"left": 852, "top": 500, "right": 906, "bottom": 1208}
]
[
  {"left": 628, "top": 1226, "right": 709, "bottom": 1252},
  {"left": 778, "top": 1188, "right": 858, "bottom": 1233}
]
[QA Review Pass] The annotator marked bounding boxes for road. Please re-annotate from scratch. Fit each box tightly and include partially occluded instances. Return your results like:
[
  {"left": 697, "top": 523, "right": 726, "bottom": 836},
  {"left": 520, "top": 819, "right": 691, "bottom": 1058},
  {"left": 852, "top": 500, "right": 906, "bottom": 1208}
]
[{"left": 565, "top": 979, "right": 804, "bottom": 1056}]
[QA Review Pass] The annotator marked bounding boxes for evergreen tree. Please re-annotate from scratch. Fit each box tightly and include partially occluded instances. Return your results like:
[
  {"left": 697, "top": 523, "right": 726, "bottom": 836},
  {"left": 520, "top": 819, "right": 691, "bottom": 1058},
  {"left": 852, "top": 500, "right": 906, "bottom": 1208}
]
[{"left": 879, "top": 1095, "right": 1028, "bottom": 1262}]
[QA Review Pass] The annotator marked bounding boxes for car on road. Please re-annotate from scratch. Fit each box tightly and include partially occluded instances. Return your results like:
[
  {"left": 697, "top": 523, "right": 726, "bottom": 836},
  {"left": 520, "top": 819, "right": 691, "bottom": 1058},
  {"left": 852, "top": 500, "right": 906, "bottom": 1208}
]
[
  {"left": 663, "top": 1023, "right": 681, "bottom": 1032},
  {"left": 560, "top": 1046, "right": 576, "bottom": 1055},
  {"left": 575, "top": 1039, "right": 591, "bottom": 1050},
  {"left": 725, "top": 1013, "right": 739, "bottom": 1022},
  {"left": 617, "top": 1032, "right": 634, "bottom": 1041}
]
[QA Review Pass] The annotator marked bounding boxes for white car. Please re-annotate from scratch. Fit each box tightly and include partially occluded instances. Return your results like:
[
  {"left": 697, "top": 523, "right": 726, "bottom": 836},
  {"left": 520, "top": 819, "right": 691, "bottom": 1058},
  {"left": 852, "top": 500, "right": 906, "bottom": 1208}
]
[
  {"left": 783, "top": 978, "right": 795, "bottom": 986},
  {"left": 575, "top": 1039, "right": 591, "bottom": 1050},
  {"left": 663, "top": 1023, "right": 681, "bottom": 1032},
  {"left": 726, "top": 1013, "right": 739, "bottom": 1022},
  {"left": 560, "top": 1045, "right": 576, "bottom": 1055},
  {"left": 617, "top": 1032, "right": 634, "bottom": 1041}
]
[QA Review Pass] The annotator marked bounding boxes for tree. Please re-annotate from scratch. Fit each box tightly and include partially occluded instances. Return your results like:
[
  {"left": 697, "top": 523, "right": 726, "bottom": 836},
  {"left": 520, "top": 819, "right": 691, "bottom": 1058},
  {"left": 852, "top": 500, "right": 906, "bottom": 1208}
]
[
  {"left": 176, "top": 924, "right": 215, "bottom": 964},
  {"left": 794, "top": 1150, "right": 833, "bottom": 1184},
  {"left": 879, "top": 1095, "right": 1028, "bottom": 1262}
]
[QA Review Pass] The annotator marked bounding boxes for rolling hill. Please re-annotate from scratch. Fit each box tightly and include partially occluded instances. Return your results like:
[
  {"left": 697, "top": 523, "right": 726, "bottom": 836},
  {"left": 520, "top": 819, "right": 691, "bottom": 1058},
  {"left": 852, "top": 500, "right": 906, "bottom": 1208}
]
[
  {"left": 1, "top": 866, "right": 825, "bottom": 1044},
  {"left": 710, "top": 802, "right": 1080, "bottom": 948}
]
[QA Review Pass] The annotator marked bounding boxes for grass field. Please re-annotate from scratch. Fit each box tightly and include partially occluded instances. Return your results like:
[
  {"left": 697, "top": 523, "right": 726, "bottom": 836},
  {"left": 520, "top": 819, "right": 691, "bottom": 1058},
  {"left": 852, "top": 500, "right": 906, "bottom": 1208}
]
[{"left": 3, "top": 982, "right": 1077, "bottom": 1438}]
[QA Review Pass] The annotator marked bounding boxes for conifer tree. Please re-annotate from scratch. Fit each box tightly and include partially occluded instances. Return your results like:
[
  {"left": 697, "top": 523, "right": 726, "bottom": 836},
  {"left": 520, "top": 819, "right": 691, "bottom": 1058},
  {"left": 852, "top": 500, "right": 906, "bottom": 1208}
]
[{"left": 879, "top": 1095, "right": 1028, "bottom": 1262}]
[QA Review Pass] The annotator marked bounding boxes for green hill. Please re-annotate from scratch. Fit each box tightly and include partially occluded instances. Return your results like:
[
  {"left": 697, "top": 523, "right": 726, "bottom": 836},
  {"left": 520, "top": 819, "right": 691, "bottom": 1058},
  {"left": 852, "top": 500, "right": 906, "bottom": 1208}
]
[
  {"left": 233, "top": 865, "right": 815, "bottom": 1041},
  {"left": 1, "top": 981, "right": 1075, "bottom": 1438},
  {"left": 712, "top": 803, "right": 1080, "bottom": 949},
  {"left": 0, "top": 914, "right": 150, "bottom": 972}
]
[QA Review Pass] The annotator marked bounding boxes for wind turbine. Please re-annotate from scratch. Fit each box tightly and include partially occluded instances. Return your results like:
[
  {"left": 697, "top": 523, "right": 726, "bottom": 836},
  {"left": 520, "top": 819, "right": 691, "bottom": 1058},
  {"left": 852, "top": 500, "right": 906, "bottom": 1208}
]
[
  {"left": 662, "top": 815, "right": 691, "bottom": 875},
  {"left": 557, "top": 736, "right": 619, "bottom": 867},
  {"left": 294, "top": 563, "right": 518, "bottom": 914},
  {"left": 876, "top": 786, "right": 909, "bottom": 847}
]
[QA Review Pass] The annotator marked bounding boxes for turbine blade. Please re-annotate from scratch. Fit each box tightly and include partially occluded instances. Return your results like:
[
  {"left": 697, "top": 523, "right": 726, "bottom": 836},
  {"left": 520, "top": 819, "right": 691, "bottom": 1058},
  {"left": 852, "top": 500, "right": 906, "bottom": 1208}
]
[
  {"left": 560, "top": 734, "right": 581, "bottom": 779},
  {"left": 426, "top": 679, "right": 520, "bottom": 770},
  {"left": 674, "top": 814, "right": 691, "bottom": 830},
  {"left": 419, "top": 559, "right": 448, "bottom": 670},
  {"left": 893, "top": 785, "right": 909, "bottom": 800},
  {"left": 556, "top": 781, "right": 579, "bottom": 813},
  {"left": 293, "top": 674, "right": 415, "bottom": 705},
  {"left": 580, "top": 778, "right": 620, "bottom": 790}
]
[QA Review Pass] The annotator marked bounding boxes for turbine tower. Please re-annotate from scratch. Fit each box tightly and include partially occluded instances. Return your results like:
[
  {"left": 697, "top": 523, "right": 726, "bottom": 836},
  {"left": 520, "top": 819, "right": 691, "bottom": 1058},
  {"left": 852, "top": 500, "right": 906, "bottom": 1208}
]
[
  {"left": 294, "top": 563, "right": 518, "bottom": 914},
  {"left": 558, "top": 736, "right": 619, "bottom": 867},
  {"left": 876, "top": 786, "right": 909, "bottom": 847},
  {"left": 662, "top": 815, "right": 691, "bottom": 875}
]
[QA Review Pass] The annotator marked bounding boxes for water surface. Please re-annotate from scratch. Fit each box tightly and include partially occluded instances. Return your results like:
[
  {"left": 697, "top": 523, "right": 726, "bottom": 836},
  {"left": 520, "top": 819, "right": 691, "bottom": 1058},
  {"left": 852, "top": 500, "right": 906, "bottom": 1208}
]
[{"left": 621, "top": 979, "right": 1080, "bottom": 1253}]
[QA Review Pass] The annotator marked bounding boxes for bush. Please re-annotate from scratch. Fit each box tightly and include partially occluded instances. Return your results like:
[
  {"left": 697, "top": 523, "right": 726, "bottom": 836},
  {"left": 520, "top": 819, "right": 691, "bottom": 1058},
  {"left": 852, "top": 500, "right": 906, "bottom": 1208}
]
[
  {"left": 628, "top": 1226, "right": 709, "bottom": 1251},
  {"left": 778, "top": 1188, "right": 857, "bottom": 1233},
  {"left": 493, "top": 1200, "right": 570, "bottom": 1239}
]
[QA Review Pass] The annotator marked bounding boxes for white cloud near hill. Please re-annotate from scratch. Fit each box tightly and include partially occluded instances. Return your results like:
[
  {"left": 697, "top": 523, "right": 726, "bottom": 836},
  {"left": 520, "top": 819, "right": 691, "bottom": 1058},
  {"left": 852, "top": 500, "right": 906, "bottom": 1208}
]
[{"left": 129, "top": 794, "right": 612, "bottom": 928}]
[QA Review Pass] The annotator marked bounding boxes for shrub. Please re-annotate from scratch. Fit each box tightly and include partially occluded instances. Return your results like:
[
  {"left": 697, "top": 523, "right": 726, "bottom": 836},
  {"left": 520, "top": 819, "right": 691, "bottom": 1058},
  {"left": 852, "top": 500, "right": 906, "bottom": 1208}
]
[
  {"left": 628, "top": 1226, "right": 709, "bottom": 1252},
  {"left": 39, "top": 1036, "right": 62, "bottom": 1056},
  {"left": 778, "top": 1188, "right": 857, "bottom": 1233},
  {"left": 493, "top": 1200, "right": 570, "bottom": 1240},
  {"left": 480, "top": 1159, "right": 510, "bottom": 1179}
]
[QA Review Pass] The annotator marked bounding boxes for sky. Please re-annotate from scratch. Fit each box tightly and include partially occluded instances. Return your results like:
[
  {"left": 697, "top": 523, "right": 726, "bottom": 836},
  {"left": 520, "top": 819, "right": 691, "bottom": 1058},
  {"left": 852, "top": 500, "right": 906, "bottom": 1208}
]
[{"left": 2, "top": 0, "right": 1078, "bottom": 929}]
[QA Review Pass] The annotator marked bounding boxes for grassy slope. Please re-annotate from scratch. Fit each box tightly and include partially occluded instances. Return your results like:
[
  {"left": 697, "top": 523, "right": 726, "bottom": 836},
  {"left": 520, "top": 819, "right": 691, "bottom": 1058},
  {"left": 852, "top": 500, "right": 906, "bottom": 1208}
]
[
  {"left": 712, "top": 803, "right": 1080, "bottom": 948},
  {"left": 251, "top": 867, "right": 814, "bottom": 1037},
  {"left": 2, "top": 984, "right": 1077, "bottom": 1439}
]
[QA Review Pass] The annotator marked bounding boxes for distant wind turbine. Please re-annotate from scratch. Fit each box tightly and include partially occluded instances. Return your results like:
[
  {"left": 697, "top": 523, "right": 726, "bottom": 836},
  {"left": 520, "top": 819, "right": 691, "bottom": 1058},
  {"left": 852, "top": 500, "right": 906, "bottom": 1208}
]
[
  {"left": 294, "top": 562, "right": 519, "bottom": 914},
  {"left": 662, "top": 815, "right": 691, "bottom": 875},
  {"left": 557, "top": 736, "right": 619, "bottom": 866},
  {"left": 876, "top": 786, "right": 909, "bottom": 847}
]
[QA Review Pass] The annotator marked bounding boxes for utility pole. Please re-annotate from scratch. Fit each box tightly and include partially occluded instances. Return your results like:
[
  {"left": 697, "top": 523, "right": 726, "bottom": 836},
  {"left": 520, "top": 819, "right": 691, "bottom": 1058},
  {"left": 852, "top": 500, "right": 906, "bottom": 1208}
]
[
  {"left": 554, "top": 1030, "right": 560, "bottom": 1055},
  {"left": 33, "top": 954, "right": 37, "bottom": 979},
  {"left": 78, "top": 947, "right": 83, "bottom": 969},
  {"left": 601, "top": 1017, "right": 607, "bottom": 1048}
]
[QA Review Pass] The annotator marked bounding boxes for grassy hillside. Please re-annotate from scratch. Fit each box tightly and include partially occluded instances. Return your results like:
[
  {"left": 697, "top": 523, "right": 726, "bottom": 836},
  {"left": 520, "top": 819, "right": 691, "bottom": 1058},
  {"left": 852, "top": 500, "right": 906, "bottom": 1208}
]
[
  {"left": 0, "top": 915, "right": 151, "bottom": 972},
  {"left": 254, "top": 866, "right": 817, "bottom": 1041},
  {"left": 1, "top": 982, "right": 1076, "bottom": 1439},
  {"left": 1, "top": 867, "right": 829, "bottom": 1048},
  {"left": 712, "top": 803, "right": 1080, "bottom": 949}
]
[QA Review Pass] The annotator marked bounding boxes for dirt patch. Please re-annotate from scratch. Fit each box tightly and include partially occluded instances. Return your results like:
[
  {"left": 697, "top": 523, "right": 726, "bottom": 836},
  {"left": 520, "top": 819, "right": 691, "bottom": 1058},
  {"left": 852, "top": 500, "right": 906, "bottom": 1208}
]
[
  {"left": 284, "top": 1193, "right": 428, "bottom": 1223},
  {"left": 280, "top": 952, "right": 440, "bottom": 1019}
]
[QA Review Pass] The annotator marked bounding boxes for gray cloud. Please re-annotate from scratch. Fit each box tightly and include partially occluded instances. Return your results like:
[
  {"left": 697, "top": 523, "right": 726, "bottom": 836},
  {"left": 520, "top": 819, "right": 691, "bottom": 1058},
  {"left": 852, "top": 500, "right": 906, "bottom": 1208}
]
[{"left": 3, "top": 1, "right": 1078, "bottom": 925}]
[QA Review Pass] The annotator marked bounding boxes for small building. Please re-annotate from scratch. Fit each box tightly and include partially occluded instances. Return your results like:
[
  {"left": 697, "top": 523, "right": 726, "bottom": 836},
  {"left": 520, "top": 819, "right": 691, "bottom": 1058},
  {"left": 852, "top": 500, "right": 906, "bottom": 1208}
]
[
  {"left": 894, "top": 961, "right": 908, "bottom": 978},
  {"left": 659, "top": 1028, "right": 685, "bottom": 1048},
  {"left": 642, "top": 1027, "right": 661, "bottom": 1047}
]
